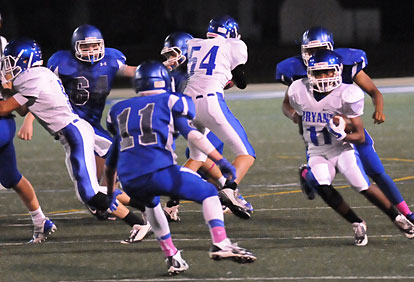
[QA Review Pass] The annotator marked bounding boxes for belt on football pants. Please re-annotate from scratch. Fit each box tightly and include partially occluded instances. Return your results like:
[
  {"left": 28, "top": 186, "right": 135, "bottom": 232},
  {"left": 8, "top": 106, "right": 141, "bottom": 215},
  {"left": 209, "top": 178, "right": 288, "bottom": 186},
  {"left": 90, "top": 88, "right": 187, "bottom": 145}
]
[{"left": 195, "top": 92, "right": 223, "bottom": 99}]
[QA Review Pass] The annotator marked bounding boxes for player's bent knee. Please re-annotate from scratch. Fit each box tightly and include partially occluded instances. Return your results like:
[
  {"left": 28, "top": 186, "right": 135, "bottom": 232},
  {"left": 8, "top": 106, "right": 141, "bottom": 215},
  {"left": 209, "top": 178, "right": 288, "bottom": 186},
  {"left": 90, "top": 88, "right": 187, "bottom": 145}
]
[{"left": 193, "top": 183, "right": 218, "bottom": 203}]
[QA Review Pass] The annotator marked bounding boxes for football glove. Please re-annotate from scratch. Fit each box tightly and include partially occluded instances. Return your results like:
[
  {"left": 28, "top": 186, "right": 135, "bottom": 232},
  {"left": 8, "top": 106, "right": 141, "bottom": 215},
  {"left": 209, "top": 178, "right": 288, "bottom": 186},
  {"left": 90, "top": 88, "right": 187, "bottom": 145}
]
[
  {"left": 328, "top": 116, "right": 347, "bottom": 141},
  {"left": 106, "top": 189, "right": 122, "bottom": 212},
  {"left": 216, "top": 158, "right": 237, "bottom": 181}
]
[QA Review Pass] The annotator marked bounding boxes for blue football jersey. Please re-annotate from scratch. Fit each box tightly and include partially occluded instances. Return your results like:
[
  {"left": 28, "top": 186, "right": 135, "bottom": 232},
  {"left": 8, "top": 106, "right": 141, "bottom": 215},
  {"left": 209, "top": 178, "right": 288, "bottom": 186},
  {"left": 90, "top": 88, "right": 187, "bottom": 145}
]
[
  {"left": 47, "top": 48, "right": 126, "bottom": 126},
  {"left": 275, "top": 48, "right": 368, "bottom": 86},
  {"left": 106, "top": 92, "right": 195, "bottom": 183}
]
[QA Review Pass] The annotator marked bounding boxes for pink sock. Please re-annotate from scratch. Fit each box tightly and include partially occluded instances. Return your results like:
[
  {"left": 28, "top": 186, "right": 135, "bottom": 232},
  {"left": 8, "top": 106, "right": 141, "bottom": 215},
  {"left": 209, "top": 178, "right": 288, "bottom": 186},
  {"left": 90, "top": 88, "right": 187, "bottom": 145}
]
[
  {"left": 211, "top": 226, "right": 227, "bottom": 244},
  {"left": 159, "top": 236, "right": 177, "bottom": 257},
  {"left": 396, "top": 201, "right": 412, "bottom": 216},
  {"left": 301, "top": 168, "right": 308, "bottom": 179}
]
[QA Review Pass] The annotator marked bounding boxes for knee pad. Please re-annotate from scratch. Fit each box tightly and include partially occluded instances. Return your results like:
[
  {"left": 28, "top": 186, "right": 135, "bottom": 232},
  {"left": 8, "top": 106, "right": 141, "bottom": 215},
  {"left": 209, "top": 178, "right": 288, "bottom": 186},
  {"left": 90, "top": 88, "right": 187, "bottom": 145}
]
[{"left": 317, "top": 185, "right": 343, "bottom": 210}]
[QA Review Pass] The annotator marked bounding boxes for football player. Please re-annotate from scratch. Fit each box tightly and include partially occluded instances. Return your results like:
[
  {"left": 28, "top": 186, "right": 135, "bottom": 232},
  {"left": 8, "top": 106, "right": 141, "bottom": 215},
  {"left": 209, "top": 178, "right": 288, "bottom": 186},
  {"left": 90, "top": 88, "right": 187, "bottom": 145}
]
[
  {"left": 183, "top": 15, "right": 255, "bottom": 219},
  {"left": 0, "top": 19, "right": 56, "bottom": 243},
  {"left": 160, "top": 31, "right": 232, "bottom": 221},
  {"left": 17, "top": 25, "right": 151, "bottom": 242},
  {"left": 0, "top": 38, "right": 151, "bottom": 243},
  {"left": 287, "top": 49, "right": 414, "bottom": 246},
  {"left": 105, "top": 60, "right": 256, "bottom": 275},
  {"left": 277, "top": 26, "right": 414, "bottom": 222}
]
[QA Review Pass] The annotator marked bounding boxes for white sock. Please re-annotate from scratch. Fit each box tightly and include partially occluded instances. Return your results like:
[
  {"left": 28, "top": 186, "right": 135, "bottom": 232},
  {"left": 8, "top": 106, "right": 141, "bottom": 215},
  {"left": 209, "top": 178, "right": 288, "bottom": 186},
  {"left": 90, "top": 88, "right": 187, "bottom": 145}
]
[
  {"left": 29, "top": 207, "right": 46, "bottom": 226},
  {"left": 218, "top": 176, "right": 226, "bottom": 188},
  {"left": 145, "top": 203, "right": 171, "bottom": 238}
]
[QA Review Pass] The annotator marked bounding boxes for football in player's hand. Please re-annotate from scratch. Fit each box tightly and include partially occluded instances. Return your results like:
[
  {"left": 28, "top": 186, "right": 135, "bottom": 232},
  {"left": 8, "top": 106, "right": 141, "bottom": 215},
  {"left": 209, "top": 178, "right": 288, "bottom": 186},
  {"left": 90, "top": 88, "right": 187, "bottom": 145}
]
[{"left": 332, "top": 115, "right": 354, "bottom": 133}]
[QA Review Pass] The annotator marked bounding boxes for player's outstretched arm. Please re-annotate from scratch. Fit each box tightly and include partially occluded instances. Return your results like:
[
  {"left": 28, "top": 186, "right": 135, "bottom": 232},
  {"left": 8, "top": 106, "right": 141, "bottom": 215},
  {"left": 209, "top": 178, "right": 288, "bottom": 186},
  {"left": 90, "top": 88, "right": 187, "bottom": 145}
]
[
  {"left": 353, "top": 70, "right": 385, "bottom": 124},
  {"left": 118, "top": 65, "right": 137, "bottom": 77},
  {"left": 18, "top": 112, "right": 35, "bottom": 140}
]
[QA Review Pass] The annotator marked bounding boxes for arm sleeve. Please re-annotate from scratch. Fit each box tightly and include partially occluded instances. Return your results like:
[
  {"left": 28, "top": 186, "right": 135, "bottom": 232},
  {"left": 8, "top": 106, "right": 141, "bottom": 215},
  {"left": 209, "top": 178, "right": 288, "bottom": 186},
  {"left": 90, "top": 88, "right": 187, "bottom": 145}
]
[
  {"left": 231, "top": 64, "right": 247, "bottom": 89},
  {"left": 106, "top": 109, "right": 117, "bottom": 136},
  {"left": 12, "top": 93, "right": 29, "bottom": 106},
  {"left": 105, "top": 137, "right": 119, "bottom": 169},
  {"left": 174, "top": 116, "right": 195, "bottom": 138}
]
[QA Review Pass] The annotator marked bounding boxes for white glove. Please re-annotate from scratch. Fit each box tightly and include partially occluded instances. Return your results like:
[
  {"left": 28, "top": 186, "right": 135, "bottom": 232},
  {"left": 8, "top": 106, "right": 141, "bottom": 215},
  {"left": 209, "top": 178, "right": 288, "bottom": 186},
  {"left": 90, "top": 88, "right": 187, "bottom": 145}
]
[{"left": 328, "top": 116, "right": 347, "bottom": 141}]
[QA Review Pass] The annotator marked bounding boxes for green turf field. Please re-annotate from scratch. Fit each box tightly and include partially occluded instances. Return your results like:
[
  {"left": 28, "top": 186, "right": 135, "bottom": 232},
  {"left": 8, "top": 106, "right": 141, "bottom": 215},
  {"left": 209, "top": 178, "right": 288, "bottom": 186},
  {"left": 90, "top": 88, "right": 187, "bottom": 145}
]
[{"left": 1, "top": 89, "right": 414, "bottom": 281}]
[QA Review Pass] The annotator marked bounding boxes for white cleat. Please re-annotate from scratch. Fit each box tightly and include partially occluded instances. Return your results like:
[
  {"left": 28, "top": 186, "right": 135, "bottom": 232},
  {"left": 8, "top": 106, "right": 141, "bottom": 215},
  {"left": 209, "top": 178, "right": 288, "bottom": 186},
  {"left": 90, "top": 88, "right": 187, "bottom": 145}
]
[
  {"left": 29, "top": 217, "right": 57, "bottom": 244},
  {"left": 352, "top": 221, "right": 368, "bottom": 246},
  {"left": 209, "top": 239, "right": 256, "bottom": 263},
  {"left": 394, "top": 214, "right": 414, "bottom": 239},
  {"left": 166, "top": 250, "right": 189, "bottom": 275},
  {"left": 121, "top": 223, "right": 152, "bottom": 244}
]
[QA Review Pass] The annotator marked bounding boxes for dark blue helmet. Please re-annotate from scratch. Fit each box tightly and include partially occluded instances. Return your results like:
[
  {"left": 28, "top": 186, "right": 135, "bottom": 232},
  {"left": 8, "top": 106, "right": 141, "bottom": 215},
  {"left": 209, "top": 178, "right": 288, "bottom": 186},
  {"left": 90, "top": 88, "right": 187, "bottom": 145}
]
[
  {"left": 307, "top": 49, "right": 342, "bottom": 93},
  {"left": 301, "top": 27, "right": 334, "bottom": 66},
  {"left": 161, "top": 32, "right": 193, "bottom": 70},
  {"left": 71, "top": 24, "right": 105, "bottom": 63},
  {"left": 1, "top": 38, "right": 43, "bottom": 82},
  {"left": 134, "top": 61, "right": 172, "bottom": 94},
  {"left": 207, "top": 15, "right": 240, "bottom": 39}
]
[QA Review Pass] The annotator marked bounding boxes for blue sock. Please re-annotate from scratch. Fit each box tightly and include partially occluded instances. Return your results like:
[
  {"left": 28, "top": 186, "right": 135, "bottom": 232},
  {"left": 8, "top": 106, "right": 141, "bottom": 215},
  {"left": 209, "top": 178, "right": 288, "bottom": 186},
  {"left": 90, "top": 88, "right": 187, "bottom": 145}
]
[{"left": 370, "top": 172, "right": 404, "bottom": 205}]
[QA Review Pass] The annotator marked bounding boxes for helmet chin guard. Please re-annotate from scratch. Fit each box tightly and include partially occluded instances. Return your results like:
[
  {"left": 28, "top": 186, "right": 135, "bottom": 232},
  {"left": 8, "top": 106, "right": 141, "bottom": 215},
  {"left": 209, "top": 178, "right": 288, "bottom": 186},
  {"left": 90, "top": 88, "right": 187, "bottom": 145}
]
[{"left": 307, "top": 49, "right": 343, "bottom": 93}]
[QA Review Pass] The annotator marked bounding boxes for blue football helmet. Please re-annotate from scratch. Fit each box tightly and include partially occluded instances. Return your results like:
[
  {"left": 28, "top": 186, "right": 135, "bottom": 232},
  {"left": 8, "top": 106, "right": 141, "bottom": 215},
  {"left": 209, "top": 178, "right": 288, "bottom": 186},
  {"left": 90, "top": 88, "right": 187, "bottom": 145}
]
[
  {"left": 71, "top": 24, "right": 105, "bottom": 63},
  {"left": 307, "top": 49, "right": 342, "bottom": 93},
  {"left": 207, "top": 15, "right": 240, "bottom": 39},
  {"left": 134, "top": 60, "right": 172, "bottom": 94},
  {"left": 1, "top": 38, "right": 43, "bottom": 82},
  {"left": 301, "top": 27, "right": 334, "bottom": 66},
  {"left": 161, "top": 32, "right": 193, "bottom": 70}
]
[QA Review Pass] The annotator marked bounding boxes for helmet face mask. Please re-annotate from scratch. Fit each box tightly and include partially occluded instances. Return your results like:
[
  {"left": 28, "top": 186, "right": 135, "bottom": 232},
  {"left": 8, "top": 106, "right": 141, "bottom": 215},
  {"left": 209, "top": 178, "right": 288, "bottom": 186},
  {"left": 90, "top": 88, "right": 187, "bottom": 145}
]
[
  {"left": 301, "top": 27, "right": 334, "bottom": 66},
  {"left": 1, "top": 38, "right": 43, "bottom": 82},
  {"left": 72, "top": 25, "right": 105, "bottom": 63},
  {"left": 161, "top": 32, "right": 193, "bottom": 70},
  {"left": 307, "top": 49, "right": 342, "bottom": 93},
  {"left": 207, "top": 15, "right": 240, "bottom": 39}
]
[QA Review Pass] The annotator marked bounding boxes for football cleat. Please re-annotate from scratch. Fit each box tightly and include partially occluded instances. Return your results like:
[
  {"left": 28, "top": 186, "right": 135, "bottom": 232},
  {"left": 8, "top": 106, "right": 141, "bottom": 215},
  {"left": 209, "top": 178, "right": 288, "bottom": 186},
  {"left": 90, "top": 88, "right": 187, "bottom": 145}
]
[
  {"left": 393, "top": 214, "right": 414, "bottom": 239},
  {"left": 209, "top": 239, "right": 256, "bottom": 263},
  {"left": 236, "top": 189, "right": 254, "bottom": 213},
  {"left": 166, "top": 250, "right": 189, "bottom": 275},
  {"left": 406, "top": 213, "right": 414, "bottom": 224},
  {"left": 219, "top": 188, "right": 251, "bottom": 219},
  {"left": 163, "top": 205, "right": 180, "bottom": 222},
  {"left": 352, "top": 221, "right": 368, "bottom": 246},
  {"left": 298, "top": 164, "right": 315, "bottom": 200},
  {"left": 121, "top": 223, "right": 152, "bottom": 244},
  {"left": 29, "top": 217, "right": 57, "bottom": 244}
]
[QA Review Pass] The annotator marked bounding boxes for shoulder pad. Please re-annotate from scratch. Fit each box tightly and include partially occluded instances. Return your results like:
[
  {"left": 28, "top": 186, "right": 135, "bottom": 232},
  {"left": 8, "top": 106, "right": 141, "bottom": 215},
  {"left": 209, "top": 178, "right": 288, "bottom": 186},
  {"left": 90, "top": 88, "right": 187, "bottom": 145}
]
[
  {"left": 335, "top": 48, "right": 368, "bottom": 67},
  {"left": 46, "top": 50, "right": 76, "bottom": 74},
  {"left": 104, "top": 48, "right": 127, "bottom": 68},
  {"left": 341, "top": 84, "right": 365, "bottom": 103},
  {"left": 275, "top": 55, "right": 306, "bottom": 84}
]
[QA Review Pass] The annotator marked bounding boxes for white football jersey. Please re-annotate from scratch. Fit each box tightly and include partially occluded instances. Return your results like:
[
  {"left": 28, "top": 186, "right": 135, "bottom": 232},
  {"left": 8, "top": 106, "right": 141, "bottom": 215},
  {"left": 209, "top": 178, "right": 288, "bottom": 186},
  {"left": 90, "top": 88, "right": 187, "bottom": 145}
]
[
  {"left": 184, "top": 36, "right": 247, "bottom": 98},
  {"left": 288, "top": 78, "right": 365, "bottom": 156},
  {"left": 12, "top": 67, "right": 79, "bottom": 134}
]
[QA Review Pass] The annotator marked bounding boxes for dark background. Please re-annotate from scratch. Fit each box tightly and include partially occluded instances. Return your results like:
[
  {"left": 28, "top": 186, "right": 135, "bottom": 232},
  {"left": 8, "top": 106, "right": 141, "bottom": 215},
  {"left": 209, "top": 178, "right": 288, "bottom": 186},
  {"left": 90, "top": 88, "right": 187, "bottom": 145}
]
[{"left": 1, "top": 0, "right": 414, "bottom": 85}]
